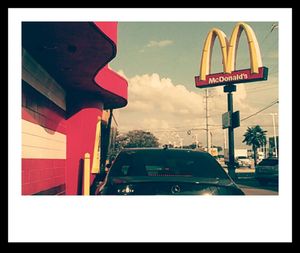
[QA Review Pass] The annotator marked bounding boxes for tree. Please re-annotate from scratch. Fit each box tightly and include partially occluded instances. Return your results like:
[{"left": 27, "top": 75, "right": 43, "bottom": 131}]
[
  {"left": 183, "top": 143, "right": 197, "bottom": 149},
  {"left": 107, "top": 130, "right": 127, "bottom": 161},
  {"left": 242, "top": 125, "right": 267, "bottom": 166},
  {"left": 124, "top": 130, "right": 160, "bottom": 148},
  {"left": 109, "top": 130, "right": 160, "bottom": 160}
]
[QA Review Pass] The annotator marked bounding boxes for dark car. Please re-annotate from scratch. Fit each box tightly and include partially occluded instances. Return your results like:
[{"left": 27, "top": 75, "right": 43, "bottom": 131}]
[
  {"left": 95, "top": 148, "right": 244, "bottom": 195},
  {"left": 255, "top": 157, "right": 278, "bottom": 185}
]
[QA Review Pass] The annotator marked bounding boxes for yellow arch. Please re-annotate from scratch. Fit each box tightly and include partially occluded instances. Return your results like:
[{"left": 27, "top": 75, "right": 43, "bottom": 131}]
[
  {"left": 227, "top": 22, "right": 262, "bottom": 74},
  {"left": 200, "top": 28, "right": 229, "bottom": 81},
  {"left": 199, "top": 22, "right": 263, "bottom": 81}
]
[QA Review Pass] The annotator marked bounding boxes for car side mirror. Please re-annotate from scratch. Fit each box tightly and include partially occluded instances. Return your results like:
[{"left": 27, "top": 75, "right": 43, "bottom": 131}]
[
  {"left": 98, "top": 170, "right": 107, "bottom": 182},
  {"left": 98, "top": 164, "right": 111, "bottom": 182}
]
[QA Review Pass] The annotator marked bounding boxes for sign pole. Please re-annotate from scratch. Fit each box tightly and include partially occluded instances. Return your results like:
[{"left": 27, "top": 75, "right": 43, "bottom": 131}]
[{"left": 224, "top": 84, "right": 236, "bottom": 180}]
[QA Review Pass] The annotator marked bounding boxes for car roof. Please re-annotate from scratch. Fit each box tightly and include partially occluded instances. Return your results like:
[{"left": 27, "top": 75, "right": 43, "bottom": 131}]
[{"left": 121, "top": 147, "right": 208, "bottom": 154}]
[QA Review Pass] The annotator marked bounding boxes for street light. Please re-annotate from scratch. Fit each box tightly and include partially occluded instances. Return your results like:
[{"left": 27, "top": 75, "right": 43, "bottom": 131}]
[
  {"left": 270, "top": 113, "right": 278, "bottom": 157},
  {"left": 193, "top": 134, "right": 198, "bottom": 148},
  {"left": 210, "top": 131, "right": 213, "bottom": 150},
  {"left": 187, "top": 128, "right": 212, "bottom": 151}
]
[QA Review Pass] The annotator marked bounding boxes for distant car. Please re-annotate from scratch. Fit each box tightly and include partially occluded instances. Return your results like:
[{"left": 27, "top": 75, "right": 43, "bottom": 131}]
[
  {"left": 236, "top": 156, "right": 251, "bottom": 168},
  {"left": 95, "top": 148, "right": 245, "bottom": 195},
  {"left": 255, "top": 158, "right": 278, "bottom": 185}
]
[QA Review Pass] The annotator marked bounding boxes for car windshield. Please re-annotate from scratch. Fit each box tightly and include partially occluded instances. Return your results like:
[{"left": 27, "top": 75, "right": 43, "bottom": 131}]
[
  {"left": 258, "top": 159, "right": 278, "bottom": 166},
  {"left": 108, "top": 149, "right": 228, "bottom": 179}
]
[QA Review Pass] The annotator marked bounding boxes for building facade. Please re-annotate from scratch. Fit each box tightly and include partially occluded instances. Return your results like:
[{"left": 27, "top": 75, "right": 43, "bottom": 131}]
[{"left": 22, "top": 22, "right": 128, "bottom": 195}]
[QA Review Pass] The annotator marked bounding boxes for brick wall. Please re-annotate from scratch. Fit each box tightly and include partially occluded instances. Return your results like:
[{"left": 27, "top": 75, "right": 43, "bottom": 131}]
[{"left": 22, "top": 82, "right": 66, "bottom": 195}]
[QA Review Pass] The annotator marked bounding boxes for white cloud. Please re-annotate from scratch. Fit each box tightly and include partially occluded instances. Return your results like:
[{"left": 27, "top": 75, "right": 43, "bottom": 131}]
[
  {"left": 125, "top": 73, "right": 203, "bottom": 118},
  {"left": 138, "top": 40, "right": 174, "bottom": 53},
  {"left": 114, "top": 70, "right": 276, "bottom": 148},
  {"left": 146, "top": 40, "right": 174, "bottom": 48}
]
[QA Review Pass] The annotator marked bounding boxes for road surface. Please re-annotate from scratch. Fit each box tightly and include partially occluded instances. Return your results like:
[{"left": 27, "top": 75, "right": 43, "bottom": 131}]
[
  {"left": 223, "top": 167, "right": 278, "bottom": 195},
  {"left": 235, "top": 175, "right": 278, "bottom": 195}
]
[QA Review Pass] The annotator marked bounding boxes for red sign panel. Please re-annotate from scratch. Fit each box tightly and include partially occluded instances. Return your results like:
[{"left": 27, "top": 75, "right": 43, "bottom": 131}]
[{"left": 195, "top": 67, "right": 268, "bottom": 88}]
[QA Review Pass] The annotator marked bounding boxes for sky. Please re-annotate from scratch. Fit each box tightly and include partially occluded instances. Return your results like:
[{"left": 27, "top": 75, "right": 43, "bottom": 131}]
[{"left": 110, "top": 22, "right": 279, "bottom": 150}]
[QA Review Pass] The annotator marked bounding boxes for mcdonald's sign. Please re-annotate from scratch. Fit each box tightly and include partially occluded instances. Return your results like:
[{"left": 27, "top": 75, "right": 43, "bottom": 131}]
[{"left": 195, "top": 22, "right": 268, "bottom": 88}]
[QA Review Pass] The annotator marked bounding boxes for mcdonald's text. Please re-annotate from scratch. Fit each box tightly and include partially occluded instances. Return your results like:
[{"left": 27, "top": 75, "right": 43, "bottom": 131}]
[{"left": 195, "top": 67, "right": 268, "bottom": 88}]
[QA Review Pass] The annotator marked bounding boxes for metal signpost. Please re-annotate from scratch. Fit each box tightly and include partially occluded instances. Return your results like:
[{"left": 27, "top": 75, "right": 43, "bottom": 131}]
[{"left": 224, "top": 84, "right": 237, "bottom": 179}]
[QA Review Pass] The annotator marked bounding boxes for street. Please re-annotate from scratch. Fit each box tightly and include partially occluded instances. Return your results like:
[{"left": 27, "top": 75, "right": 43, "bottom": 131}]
[
  {"left": 235, "top": 177, "right": 278, "bottom": 195},
  {"left": 222, "top": 166, "right": 278, "bottom": 195},
  {"left": 233, "top": 168, "right": 278, "bottom": 195}
]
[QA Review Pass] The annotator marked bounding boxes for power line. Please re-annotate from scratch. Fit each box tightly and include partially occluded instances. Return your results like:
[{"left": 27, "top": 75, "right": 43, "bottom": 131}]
[
  {"left": 112, "top": 112, "right": 118, "bottom": 127},
  {"left": 246, "top": 86, "right": 278, "bottom": 94},
  {"left": 246, "top": 82, "right": 277, "bottom": 90},
  {"left": 261, "top": 23, "right": 278, "bottom": 44},
  {"left": 240, "top": 99, "right": 279, "bottom": 122}
]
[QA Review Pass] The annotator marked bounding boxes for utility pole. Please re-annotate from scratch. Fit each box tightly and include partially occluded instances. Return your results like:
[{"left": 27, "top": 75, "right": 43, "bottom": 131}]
[
  {"left": 180, "top": 138, "right": 183, "bottom": 148},
  {"left": 270, "top": 113, "right": 278, "bottom": 157}
]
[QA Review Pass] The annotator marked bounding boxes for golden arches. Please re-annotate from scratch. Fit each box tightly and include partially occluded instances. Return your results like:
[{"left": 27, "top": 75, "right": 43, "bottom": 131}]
[
  {"left": 199, "top": 22, "right": 263, "bottom": 81},
  {"left": 200, "top": 28, "right": 230, "bottom": 80},
  {"left": 227, "top": 22, "right": 262, "bottom": 75}
]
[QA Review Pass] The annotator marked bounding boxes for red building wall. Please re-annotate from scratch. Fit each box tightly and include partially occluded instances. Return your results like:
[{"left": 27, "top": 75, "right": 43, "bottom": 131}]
[
  {"left": 22, "top": 81, "right": 104, "bottom": 195},
  {"left": 66, "top": 106, "right": 103, "bottom": 195},
  {"left": 22, "top": 82, "right": 66, "bottom": 195},
  {"left": 21, "top": 22, "right": 128, "bottom": 195}
]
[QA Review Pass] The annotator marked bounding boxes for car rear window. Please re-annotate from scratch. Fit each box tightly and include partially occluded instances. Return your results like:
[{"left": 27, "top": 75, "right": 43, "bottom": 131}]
[
  {"left": 258, "top": 159, "right": 278, "bottom": 166},
  {"left": 109, "top": 150, "right": 228, "bottom": 179}
]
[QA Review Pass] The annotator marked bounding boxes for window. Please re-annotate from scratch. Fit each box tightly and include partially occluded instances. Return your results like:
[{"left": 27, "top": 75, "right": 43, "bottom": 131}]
[{"left": 109, "top": 150, "right": 228, "bottom": 179}]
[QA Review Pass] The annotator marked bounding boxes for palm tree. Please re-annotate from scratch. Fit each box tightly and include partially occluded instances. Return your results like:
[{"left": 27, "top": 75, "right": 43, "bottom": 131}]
[{"left": 242, "top": 125, "right": 267, "bottom": 166}]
